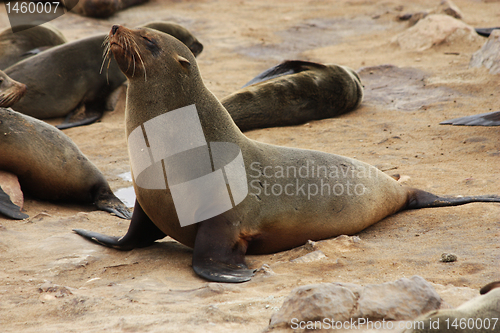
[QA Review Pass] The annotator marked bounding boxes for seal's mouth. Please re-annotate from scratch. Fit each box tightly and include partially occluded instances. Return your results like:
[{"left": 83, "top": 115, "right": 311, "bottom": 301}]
[{"left": 101, "top": 25, "right": 147, "bottom": 81}]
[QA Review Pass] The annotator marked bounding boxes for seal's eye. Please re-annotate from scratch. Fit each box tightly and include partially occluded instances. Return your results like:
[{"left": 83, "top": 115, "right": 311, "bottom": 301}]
[{"left": 142, "top": 36, "right": 160, "bottom": 57}]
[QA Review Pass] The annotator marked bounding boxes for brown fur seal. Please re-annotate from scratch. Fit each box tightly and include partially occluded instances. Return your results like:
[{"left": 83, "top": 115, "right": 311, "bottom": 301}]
[
  {"left": 73, "top": 26, "right": 500, "bottom": 283},
  {"left": 0, "top": 107, "right": 131, "bottom": 219},
  {"left": 0, "top": 24, "right": 67, "bottom": 70},
  {"left": 3, "top": 22, "right": 202, "bottom": 129},
  {"left": 221, "top": 60, "right": 363, "bottom": 131},
  {"left": 403, "top": 287, "right": 500, "bottom": 333},
  {"left": 0, "top": 70, "right": 27, "bottom": 108},
  {"left": 63, "top": 0, "right": 149, "bottom": 18}
]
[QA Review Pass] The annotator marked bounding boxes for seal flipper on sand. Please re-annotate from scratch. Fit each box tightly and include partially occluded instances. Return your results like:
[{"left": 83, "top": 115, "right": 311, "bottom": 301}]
[
  {"left": 74, "top": 200, "right": 165, "bottom": 250},
  {"left": 192, "top": 214, "right": 255, "bottom": 283},
  {"left": 56, "top": 102, "right": 103, "bottom": 130},
  {"left": 406, "top": 188, "right": 500, "bottom": 209},
  {"left": 0, "top": 186, "right": 28, "bottom": 220},
  {"left": 440, "top": 110, "right": 500, "bottom": 126},
  {"left": 242, "top": 60, "right": 326, "bottom": 88},
  {"left": 475, "top": 27, "right": 500, "bottom": 37}
]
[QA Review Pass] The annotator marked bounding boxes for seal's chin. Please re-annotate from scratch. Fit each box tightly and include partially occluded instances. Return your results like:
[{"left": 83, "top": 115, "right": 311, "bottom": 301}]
[
  {"left": 111, "top": 46, "right": 146, "bottom": 79},
  {"left": 109, "top": 25, "right": 147, "bottom": 81}
]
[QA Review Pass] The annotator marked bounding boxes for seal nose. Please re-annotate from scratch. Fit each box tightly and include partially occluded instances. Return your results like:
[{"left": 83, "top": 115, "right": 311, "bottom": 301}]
[{"left": 111, "top": 25, "right": 119, "bottom": 35}]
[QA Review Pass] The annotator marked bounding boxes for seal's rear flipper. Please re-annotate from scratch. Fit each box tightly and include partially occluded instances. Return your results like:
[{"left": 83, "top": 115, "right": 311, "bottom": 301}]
[
  {"left": 0, "top": 186, "right": 28, "bottom": 220},
  {"left": 74, "top": 199, "right": 166, "bottom": 250},
  {"left": 440, "top": 111, "right": 500, "bottom": 126},
  {"left": 475, "top": 27, "right": 500, "bottom": 37},
  {"left": 193, "top": 215, "right": 255, "bottom": 283},
  {"left": 242, "top": 60, "right": 327, "bottom": 88},
  {"left": 406, "top": 188, "right": 500, "bottom": 209}
]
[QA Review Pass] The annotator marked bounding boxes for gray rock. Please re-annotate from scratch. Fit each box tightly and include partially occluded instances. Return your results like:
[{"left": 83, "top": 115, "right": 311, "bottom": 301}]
[
  {"left": 269, "top": 276, "right": 442, "bottom": 328},
  {"left": 269, "top": 284, "right": 357, "bottom": 327},
  {"left": 470, "top": 30, "right": 500, "bottom": 74},
  {"left": 355, "top": 276, "right": 442, "bottom": 321},
  {"left": 394, "top": 14, "right": 479, "bottom": 51}
]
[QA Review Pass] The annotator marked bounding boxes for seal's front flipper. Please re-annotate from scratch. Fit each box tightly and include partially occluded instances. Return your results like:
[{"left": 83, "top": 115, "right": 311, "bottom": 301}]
[
  {"left": 0, "top": 186, "right": 28, "bottom": 220},
  {"left": 192, "top": 214, "right": 255, "bottom": 283},
  {"left": 93, "top": 187, "right": 132, "bottom": 219},
  {"left": 74, "top": 199, "right": 166, "bottom": 250}
]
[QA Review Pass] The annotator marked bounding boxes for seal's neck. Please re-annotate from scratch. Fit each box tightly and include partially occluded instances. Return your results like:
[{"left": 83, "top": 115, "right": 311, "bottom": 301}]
[{"left": 125, "top": 77, "right": 247, "bottom": 146}]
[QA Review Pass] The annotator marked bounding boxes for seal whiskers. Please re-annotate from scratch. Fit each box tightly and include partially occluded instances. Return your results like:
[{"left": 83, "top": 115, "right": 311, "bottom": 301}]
[{"left": 0, "top": 70, "right": 27, "bottom": 108}]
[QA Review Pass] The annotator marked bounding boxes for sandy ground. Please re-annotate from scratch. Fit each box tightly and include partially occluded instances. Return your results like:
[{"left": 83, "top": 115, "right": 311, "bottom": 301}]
[{"left": 0, "top": 0, "right": 499, "bottom": 332}]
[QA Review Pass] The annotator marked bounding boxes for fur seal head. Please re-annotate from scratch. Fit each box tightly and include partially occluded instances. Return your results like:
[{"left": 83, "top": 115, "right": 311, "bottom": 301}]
[
  {"left": 0, "top": 70, "right": 27, "bottom": 108},
  {"left": 107, "top": 24, "right": 209, "bottom": 130},
  {"left": 106, "top": 25, "right": 194, "bottom": 83}
]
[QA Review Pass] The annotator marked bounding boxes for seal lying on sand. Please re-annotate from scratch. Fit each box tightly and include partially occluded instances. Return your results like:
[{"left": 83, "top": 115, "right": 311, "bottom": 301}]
[
  {"left": 0, "top": 107, "right": 131, "bottom": 219},
  {"left": 0, "top": 70, "right": 27, "bottom": 108},
  {"left": 3, "top": 22, "right": 203, "bottom": 129},
  {"left": 221, "top": 60, "right": 363, "bottom": 131},
  {"left": 0, "top": 24, "right": 67, "bottom": 70},
  {"left": 63, "top": 0, "right": 149, "bottom": 18},
  {"left": 74, "top": 26, "right": 500, "bottom": 283}
]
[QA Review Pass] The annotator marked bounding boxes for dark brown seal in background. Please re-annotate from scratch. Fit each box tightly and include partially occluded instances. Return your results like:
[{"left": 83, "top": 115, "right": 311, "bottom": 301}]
[
  {"left": 63, "top": 0, "right": 149, "bottom": 18},
  {"left": 3, "top": 22, "right": 203, "bottom": 128},
  {"left": 221, "top": 60, "right": 363, "bottom": 131},
  {"left": 0, "top": 24, "right": 67, "bottom": 70},
  {"left": 0, "top": 107, "right": 131, "bottom": 219}
]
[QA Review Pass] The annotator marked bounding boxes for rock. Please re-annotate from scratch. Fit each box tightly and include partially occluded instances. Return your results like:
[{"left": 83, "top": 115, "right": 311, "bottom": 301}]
[
  {"left": 269, "top": 284, "right": 357, "bottom": 327},
  {"left": 269, "top": 276, "right": 442, "bottom": 328},
  {"left": 255, "top": 264, "right": 276, "bottom": 276},
  {"left": 440, "top": 253, "right": 458, "bottom": 262},
  {"left": 397, "top": 0, "right": 463, "bottom": 27},
  {"left": 470, "top": 30, "right": 500, "bottom": 74},
  {"left": 290, "top": 250, "right": 327, "bottom": 263},
  {"left": 431, "top": 0, "right": 463, "bottom": 19},
  {"left": 355, "top": 276, "right": 442, "bottom": 320},
  {"left": 394, "top": 14, "right": 479, "bottom": 51},
  {"left": 39, "top": 281, "right": 74, "bottom": 298},
  {"left": 358, "top": 64, "right": 459, "bottom": 111}
]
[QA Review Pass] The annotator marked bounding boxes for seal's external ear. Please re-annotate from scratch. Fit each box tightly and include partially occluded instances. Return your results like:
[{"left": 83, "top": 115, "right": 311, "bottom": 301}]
[{"left": 177, "top": 55, "right": 191, "bottom": 70}]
